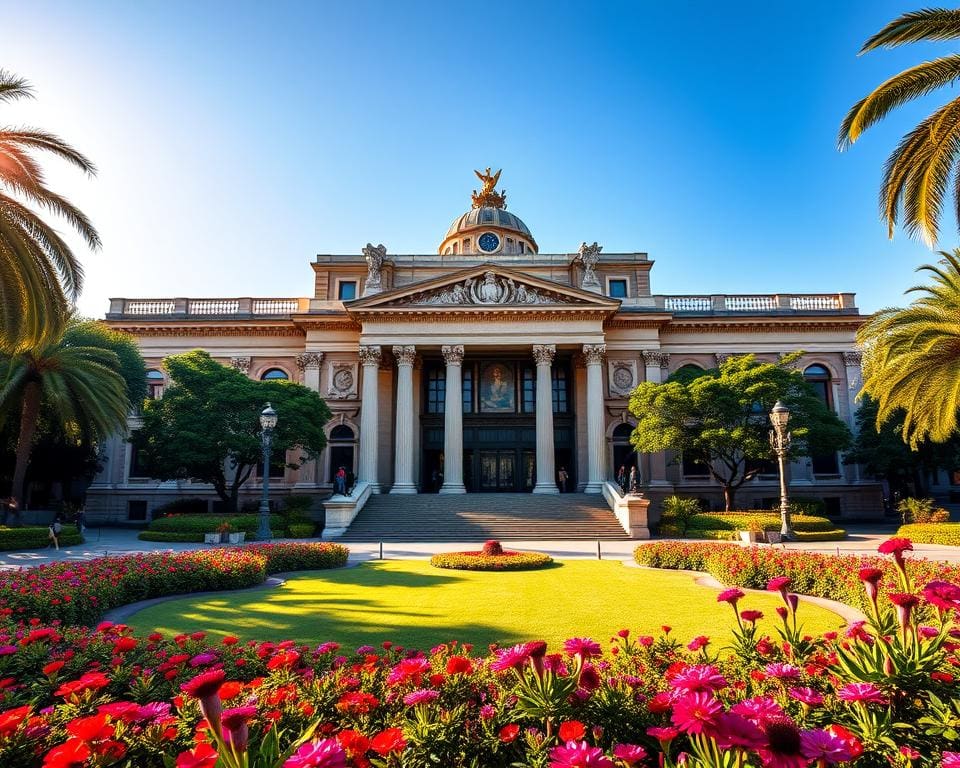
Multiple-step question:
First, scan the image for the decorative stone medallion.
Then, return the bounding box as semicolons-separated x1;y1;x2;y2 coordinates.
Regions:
327;362;358;399
608;359;637;397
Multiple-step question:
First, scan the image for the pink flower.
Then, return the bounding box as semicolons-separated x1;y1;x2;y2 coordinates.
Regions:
767;576;792;597
878;537;913;558
923;581;960;612
758;717;806;768
741;610;764;623
942;752;960;768
402;689;439;707
687;636;710;651
646;725;680;743
611;744;647;766
671;692;723;735
563;638;602;659
764;663;801;680
889;593;921;629
731;696;785;726
490;644;534;673
800;730;853;764
717;588;745;604
283;739;348;768
548;741;614;768
669;664;728;693
837;683;886;705
789;687;824;707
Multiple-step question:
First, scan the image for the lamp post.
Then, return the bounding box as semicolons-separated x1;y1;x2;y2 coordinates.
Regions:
258;402;277;541
768;400;794;540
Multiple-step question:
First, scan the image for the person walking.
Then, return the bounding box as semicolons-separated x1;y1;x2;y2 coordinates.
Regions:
334;466;347;496
75;507;86;534
557;466;569;493
48;516;62;550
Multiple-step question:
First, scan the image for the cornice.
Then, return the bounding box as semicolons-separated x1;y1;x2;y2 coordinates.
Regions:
661;316;865;334
107;324;306;338
346;307;612;322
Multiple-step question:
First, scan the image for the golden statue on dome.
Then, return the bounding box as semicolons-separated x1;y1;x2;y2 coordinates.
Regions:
471;167;507;209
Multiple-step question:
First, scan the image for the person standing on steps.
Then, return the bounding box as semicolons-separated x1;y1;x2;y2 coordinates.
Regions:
617;465;627;493
334;466;347;496
628;466;638;495
557;466;569;493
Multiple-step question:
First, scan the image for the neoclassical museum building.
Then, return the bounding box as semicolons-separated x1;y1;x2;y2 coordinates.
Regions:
88;171;882;530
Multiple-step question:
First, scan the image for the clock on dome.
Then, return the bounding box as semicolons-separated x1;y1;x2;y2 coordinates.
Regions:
478;232;500;253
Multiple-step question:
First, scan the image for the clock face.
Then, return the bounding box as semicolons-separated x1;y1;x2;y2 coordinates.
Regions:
478;232;500;253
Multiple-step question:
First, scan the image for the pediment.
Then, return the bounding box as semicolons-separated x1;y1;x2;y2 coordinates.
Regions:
345;264;620;312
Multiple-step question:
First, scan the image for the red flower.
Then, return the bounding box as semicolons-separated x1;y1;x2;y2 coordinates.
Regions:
181;669;226;700
370;727;406;755
499;724;520;743
559;720;587;741
65;713;114;742
878;537;913;557
336;691;379;715
0;705;31;736
445;655;473;675
175;741;219;768
337;729;371;757
825;724;863;759
42;739;91;768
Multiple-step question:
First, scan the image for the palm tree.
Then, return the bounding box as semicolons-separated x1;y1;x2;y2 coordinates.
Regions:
0;70;100;353
0;325;129;516
839;8;960;247
858;249;960;448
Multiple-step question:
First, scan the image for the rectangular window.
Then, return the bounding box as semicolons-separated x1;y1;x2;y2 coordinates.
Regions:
522;367;536;413
519;242;525;254
462;367;473;413
682;453;710;478
812;453;840;476
552;368;568;413
127;500;148;521
337;281;357;300
269;448;286;479
608;279;628;298
427;368;446;414
129;438;149;478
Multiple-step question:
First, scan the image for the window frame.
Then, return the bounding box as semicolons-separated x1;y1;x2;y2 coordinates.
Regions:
335;278;358;301
606;276;629;299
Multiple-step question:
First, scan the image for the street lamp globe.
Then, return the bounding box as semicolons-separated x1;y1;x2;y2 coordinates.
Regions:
260;402;278;432
769;400;790;432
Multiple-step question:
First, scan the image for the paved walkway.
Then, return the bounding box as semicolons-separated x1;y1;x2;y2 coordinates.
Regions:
2;525;959;569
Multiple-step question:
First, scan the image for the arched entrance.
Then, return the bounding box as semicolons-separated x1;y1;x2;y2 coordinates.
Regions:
328;424;356;489
611;422;637;487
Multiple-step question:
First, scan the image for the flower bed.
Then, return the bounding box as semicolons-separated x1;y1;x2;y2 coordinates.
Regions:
0;526;83;550
634;539;960;613
897;522;960;546
0;542;348;625
431;546;553;571
0;538;956;767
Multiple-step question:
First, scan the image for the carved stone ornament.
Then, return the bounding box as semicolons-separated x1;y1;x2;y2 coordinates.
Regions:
714;353;732;366
358;345;382;366
532;344;556;366
326;362;358;400
843;350;863;367
576;242;603;290
608;359;637;396
582;344;606;365
295;352;323;372
441;344;465;365
405;271;573;306
641;350;669;368
393;345;416;366
230;356;251;374
362;243;387;292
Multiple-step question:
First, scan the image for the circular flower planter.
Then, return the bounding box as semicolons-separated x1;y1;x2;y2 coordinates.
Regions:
430;549;553;571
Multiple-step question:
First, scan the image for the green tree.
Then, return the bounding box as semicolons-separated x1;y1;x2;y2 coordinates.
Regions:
132;351;331;512
0;71;100;352
839;8;960;246
0;322;130;516
628;354;852;510
858;250;960;447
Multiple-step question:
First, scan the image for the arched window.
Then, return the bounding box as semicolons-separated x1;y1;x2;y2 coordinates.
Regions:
612;423;638;485
146;369;165;400
330;425;354;441
260;368;289;381
803;364;839;474
328;424;356;489
672;363;706;382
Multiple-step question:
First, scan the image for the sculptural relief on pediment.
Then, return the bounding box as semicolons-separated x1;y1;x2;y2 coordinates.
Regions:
395;271;577;307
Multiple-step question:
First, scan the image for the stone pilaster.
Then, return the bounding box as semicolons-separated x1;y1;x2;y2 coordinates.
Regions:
439;345;466;494
296;353;323;391
532;344;559;494
583;344;606;492
391;345;417;494
357;345;381;492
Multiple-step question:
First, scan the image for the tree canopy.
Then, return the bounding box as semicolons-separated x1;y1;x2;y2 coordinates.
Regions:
628;354;852;510
132;351;331;511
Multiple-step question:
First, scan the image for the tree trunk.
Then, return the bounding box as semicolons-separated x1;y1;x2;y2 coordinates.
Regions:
11;380;42;522
722;484;736;512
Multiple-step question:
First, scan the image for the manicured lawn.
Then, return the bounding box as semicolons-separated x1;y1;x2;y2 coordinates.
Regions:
127;559;846;650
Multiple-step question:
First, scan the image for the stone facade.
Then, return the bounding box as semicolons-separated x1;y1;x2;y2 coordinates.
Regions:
88;177;883;524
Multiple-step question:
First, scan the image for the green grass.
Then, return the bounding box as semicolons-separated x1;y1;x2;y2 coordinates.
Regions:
126;560;846;651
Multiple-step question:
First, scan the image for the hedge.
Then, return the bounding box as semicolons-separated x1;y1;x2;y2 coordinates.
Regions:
633;540;960;613
137;529;284;543
0;527;83;550
0;542;349;625
146;513;285;536
662;526;847;542
431;550;553;571
896;522;960;546
685;512;836;532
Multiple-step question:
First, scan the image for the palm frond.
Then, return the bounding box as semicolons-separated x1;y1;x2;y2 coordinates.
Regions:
861;8;960;52
0;129;97;175
0;71;32;103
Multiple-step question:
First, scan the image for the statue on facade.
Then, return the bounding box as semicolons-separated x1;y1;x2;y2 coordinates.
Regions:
576;242;603;292
471;168;507;209
362;243;387;295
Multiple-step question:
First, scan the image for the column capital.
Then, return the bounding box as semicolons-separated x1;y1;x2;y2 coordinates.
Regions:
843;350;863;367
392;345;417;366
441;344;465;365
582;344;606;365
358;345;381;366
641;350;669;368
295;352;324;372
532;344;556;366
230;356;251;374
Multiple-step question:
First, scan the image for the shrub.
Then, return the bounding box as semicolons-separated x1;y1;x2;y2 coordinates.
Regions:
685;511;836;533
0;527;83;550
896;497;951;525
152;497;209;515
482;539;504;556
788;496;826;516
431;550;553;571
659;496;702;535
897;522;960;546
147;513;285;537
287;523;315;538
137;531;205;543
283;495;315;515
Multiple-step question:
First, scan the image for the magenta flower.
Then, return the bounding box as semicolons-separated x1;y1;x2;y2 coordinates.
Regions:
687;635;710;651
765;663;801;680
563;637;602;659
942;752;960;768
402;689;439;707
859;567;884;605
923;581;960;612
283;738;348;768
731;696;785;726
767;576;792;597
671;692;723;735
646;725;680;742
490;643;534;673
758;717;806;768
788;687;824;707
612;744;647;766
800;729;853;764
837;683;887;705
741;610;764;623
548;740;614;768
714;712;766;750
717;588;745;604
669;664;728;693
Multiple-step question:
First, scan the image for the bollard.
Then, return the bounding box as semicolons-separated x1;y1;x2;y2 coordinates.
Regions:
597;539;601;560
379;541;383;560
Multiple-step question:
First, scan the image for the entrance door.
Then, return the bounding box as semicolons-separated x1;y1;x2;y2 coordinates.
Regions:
479;450;516;491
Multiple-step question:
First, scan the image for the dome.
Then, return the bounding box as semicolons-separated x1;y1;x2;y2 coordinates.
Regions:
444;207;533;240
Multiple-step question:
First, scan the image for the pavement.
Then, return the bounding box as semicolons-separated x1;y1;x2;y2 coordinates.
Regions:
2;524;959;569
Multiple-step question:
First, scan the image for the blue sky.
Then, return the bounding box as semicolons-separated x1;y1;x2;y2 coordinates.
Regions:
1;1;953;315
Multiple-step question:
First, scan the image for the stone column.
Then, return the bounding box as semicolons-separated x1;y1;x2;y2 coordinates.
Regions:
296;352;323;391
532;344;559;494
439;345;466;494
844;350;865;482
642;350;671;487
583;344;607;493
358;346;382;492
391;345;417;494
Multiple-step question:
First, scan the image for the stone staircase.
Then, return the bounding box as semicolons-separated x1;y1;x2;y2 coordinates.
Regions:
336;493;631;542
